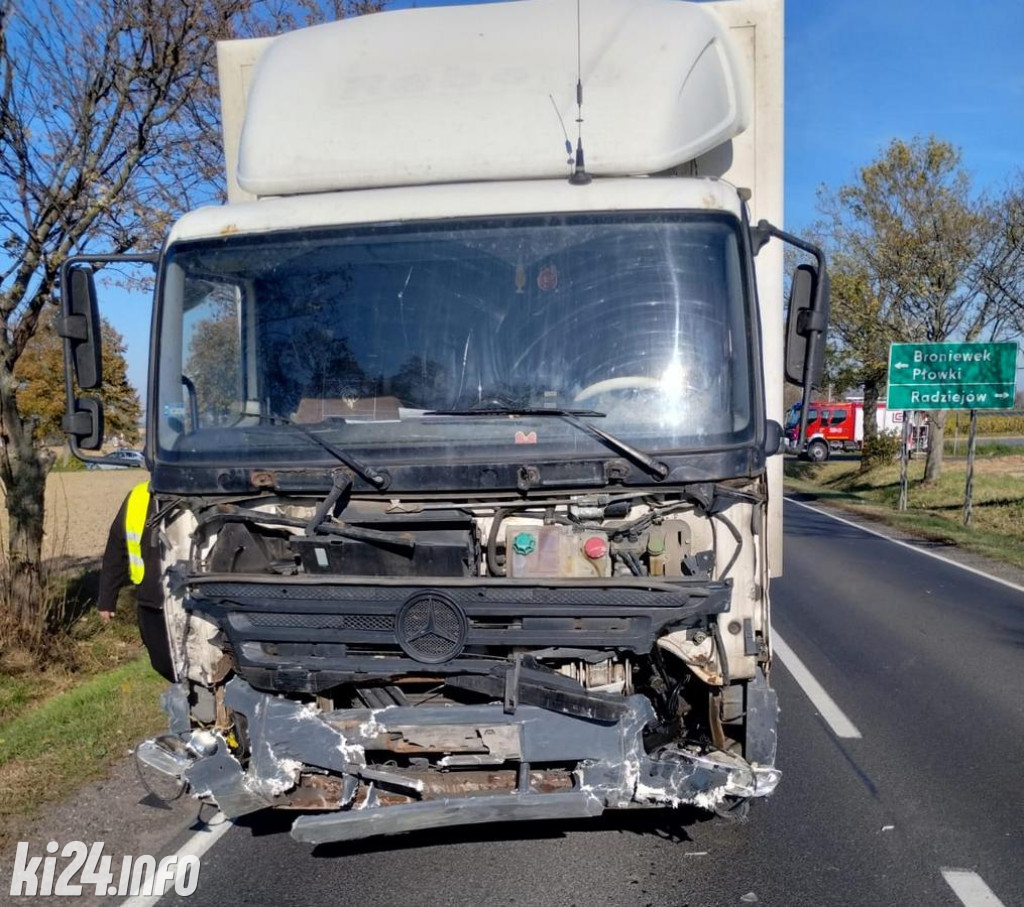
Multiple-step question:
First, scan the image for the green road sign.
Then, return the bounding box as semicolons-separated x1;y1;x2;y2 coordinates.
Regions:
887;342;1018;410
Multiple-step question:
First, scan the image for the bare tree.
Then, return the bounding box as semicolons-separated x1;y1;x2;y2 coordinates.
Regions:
976;178;1024;338
817;137;994;481
0;0;383;644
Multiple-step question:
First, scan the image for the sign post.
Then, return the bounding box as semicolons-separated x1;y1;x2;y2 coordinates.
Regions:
963;409;978;526
898;412;910;511
887;341;1019;521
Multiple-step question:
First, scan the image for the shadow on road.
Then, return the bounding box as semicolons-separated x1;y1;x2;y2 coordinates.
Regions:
783;496;963;549
232;803;711;858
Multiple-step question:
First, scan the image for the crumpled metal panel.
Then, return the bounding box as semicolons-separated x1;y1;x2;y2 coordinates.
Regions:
163;676;777;838
291;791;605;845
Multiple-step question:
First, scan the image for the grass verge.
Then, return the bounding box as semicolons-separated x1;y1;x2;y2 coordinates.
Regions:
784;455;1024;570
943;440;1023;458
0;594;149;725
0;655;166;849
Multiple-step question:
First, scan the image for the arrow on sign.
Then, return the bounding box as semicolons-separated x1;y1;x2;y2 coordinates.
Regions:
894;362;909;369
994;393;1010;399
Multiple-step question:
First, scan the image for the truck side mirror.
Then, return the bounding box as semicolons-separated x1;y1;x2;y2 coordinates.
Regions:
750;220;831;448
784;264;828;388
58;266;103;390
62;397;105;450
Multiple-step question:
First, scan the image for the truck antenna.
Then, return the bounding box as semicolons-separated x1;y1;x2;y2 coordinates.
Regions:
569;0;592;186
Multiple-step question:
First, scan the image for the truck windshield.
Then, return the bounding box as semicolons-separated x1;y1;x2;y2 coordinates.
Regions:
156;213;755;475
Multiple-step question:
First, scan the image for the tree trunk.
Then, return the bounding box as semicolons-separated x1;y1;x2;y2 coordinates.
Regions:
859;378;881;473
0;369;47;641
924;410;946;483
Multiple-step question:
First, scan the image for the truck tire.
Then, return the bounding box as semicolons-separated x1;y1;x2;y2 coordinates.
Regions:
806;439;829;463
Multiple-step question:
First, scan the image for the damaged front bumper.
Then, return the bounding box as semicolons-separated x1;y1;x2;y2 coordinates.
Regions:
139;677;780;845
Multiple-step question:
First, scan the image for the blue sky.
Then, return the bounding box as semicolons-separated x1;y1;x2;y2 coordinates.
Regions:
109;0;1024;398
785;0;1023;227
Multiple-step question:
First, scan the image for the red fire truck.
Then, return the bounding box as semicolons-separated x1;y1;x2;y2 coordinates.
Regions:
784;400;916;462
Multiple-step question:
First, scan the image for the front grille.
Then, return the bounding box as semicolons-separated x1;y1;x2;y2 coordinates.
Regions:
187;578;730;692
247;612;394;632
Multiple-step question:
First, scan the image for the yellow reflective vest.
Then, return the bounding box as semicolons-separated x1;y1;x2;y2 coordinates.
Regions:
125;482;151;585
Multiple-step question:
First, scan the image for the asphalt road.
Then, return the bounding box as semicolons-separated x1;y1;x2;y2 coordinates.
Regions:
158;499;1024;907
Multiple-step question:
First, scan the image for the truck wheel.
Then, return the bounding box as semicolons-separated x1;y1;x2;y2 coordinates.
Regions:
806;439;829;463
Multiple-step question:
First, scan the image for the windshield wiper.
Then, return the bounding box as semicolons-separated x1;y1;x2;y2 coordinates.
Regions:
426;408;670;480
260;414;390;490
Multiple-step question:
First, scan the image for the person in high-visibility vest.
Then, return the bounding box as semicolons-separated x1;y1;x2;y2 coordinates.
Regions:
98;482;174;680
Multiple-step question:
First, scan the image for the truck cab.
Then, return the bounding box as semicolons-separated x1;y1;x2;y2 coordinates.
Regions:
59;0;827;844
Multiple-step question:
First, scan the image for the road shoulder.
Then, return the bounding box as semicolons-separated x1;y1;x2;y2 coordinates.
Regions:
0;756;204;906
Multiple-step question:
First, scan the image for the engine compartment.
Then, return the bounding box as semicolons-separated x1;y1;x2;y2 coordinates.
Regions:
140;481;780;841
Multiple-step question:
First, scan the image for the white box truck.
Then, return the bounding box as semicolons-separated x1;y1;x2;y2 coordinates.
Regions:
59;0;828;843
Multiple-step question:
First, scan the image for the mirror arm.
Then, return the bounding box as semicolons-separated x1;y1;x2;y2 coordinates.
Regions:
795;307;830;443
63;397;104;451
753;219;826;273
56;314;89;342
753;220;830;447
798;316;826;448
798;308;828;334
62;409;93;437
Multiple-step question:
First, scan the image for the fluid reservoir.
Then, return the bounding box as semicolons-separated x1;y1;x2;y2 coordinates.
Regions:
505;525;611;578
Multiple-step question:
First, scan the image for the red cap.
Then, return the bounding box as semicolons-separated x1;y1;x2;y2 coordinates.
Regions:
583;536;609;560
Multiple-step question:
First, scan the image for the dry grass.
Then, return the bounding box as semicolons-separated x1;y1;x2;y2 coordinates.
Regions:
0;469;163;836
0;469;150;717
0;600;149;722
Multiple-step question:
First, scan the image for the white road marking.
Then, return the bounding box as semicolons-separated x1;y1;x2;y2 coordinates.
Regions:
941;869;1007;906
785;497;1024;595
772;632;862;739
120;812;232;907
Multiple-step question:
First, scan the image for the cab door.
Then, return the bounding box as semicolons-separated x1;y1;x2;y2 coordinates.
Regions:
826;407;849;442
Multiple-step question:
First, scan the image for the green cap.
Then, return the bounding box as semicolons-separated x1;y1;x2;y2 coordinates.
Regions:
512;532;537;556
647;535;666;556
